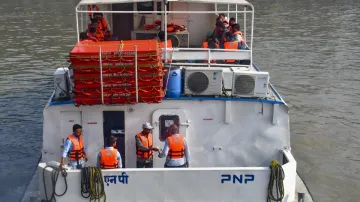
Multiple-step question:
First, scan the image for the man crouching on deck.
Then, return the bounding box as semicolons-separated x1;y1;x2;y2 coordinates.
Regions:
59;124;88;169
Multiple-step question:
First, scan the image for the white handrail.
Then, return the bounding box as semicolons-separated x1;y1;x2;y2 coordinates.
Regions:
99;46;104;105
244;6;246;44
164;2;168;63
75;10;253;14
162;47;250;51
134;45;138;103
167;62;250;67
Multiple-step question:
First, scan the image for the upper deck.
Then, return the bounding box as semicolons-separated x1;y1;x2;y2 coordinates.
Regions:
51;0;286;107
75;0;254;62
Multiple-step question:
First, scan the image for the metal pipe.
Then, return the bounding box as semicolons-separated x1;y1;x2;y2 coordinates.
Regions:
168;62;250;67
99;46;104;105
76;8;80;42
208;49;211;64
235;4;238;23
250;5;254;64
135;45;138;103
164;0;167;63
161;1;165;32
81;8;84;32
244;6;246;43
75;10;253;14
165;47;250;52
227;4;230;20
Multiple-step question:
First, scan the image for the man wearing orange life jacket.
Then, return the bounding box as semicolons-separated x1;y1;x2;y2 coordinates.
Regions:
60;124;88;169
97;135;122;169
87;27;100;42
93;13;111;40
231;24;244;42
158;124;190;168
135;122;160;168
87;18;104;41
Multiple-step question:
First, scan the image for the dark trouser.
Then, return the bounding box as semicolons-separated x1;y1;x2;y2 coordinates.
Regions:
136;159;153;168
164;164;187;168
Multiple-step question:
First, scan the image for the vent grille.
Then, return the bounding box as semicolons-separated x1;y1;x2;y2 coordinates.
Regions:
187;72;209;93
234;75;255;94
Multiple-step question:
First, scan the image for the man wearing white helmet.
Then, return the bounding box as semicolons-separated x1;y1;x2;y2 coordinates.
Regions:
135;122;160;168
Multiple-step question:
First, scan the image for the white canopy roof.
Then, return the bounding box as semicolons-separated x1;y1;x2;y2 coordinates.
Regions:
78;0;251;6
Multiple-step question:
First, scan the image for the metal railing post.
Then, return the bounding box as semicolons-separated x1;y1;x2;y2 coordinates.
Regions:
208;49;211;67
134;45;138;103
244;6;246;44
76;8;80;42
235;5;238;23
164;2;168;63
99;46;104;105
250;5;254;65
227;4;230;19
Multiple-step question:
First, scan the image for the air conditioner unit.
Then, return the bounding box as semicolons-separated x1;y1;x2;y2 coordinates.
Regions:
53;67;71;101
231;67;269;97
184;67;223;96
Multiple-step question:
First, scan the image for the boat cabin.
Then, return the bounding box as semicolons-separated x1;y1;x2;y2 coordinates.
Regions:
37;0;300;201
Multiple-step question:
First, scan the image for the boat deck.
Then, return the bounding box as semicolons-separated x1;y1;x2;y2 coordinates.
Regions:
21;168;314;202
49;63;286;107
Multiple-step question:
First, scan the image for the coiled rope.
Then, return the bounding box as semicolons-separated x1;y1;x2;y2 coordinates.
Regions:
81;167;106;202
267;160;285;202
41;165;68;202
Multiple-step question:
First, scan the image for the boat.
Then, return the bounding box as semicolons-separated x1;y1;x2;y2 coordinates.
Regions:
21;0;315;201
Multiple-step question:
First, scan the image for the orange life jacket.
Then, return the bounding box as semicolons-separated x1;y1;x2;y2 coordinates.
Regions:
233;31;244;41
87;4;100;19
87;33;99;42
67;134;85;161
167;135;185;159
99;148;119;169
224;41;239;63
136;133;153;159
159;40;172;48
98;18;109;33
202;42;217;63
87;24;105;40
203;41;208;48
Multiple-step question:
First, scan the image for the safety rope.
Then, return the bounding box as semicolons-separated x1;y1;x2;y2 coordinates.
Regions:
41;165;68;202
267;160;285;202
81;167;106;202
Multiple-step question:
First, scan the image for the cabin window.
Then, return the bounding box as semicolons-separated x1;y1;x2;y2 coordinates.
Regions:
136;2;153;12
136;2;170;14
158;115;179;142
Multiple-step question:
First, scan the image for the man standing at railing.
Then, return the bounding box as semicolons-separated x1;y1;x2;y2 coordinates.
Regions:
158;124;190;168
135;123;160;168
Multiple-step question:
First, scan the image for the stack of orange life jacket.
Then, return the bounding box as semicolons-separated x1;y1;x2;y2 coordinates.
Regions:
144;21;187;33
68;40;166;106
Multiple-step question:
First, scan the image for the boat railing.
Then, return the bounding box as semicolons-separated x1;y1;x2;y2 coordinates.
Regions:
38;150;296;202
162;47;251;67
